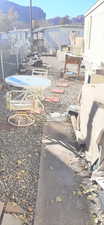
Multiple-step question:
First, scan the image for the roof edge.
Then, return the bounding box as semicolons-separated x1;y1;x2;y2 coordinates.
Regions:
85;0;104;17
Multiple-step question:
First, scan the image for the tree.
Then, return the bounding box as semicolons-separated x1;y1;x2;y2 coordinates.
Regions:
8;7;19;29
0;8;19;32
60;16;71;25
32;19;49;29
32;20;40;29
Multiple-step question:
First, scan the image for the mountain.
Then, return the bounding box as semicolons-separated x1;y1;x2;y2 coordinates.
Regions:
0;0;46;23
48;15;84;25
71;15;84;24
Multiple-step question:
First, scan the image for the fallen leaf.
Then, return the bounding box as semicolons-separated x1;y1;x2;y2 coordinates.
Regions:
11;202;17;207
50;199;54;204
49;166;54;171
20;170;26;174
22;185;26;189
16;170;27;179
19;215;28;223
16;175;21;180
95;218;99;224
100;214;104;219
92;213;97;219
86;195;93;200
1;168;5;171
72;191;77;196
56;196;64;203
11;194;15;199
80;184;85;191
16;160;22;166
77;191;83;197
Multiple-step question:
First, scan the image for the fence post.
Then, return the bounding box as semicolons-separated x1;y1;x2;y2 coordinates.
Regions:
1;50;5;80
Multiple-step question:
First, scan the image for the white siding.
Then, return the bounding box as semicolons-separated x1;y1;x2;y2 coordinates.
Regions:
84;0;104;73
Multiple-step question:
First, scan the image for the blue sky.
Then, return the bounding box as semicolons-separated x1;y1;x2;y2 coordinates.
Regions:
10;0;96;18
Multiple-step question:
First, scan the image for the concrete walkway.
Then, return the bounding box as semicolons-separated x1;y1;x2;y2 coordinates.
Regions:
34;122;92;225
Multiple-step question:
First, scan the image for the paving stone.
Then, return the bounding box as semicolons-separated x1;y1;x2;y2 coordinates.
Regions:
56;82;69;87
0;201;4;217
51;89;65;94
2;214;23;225
6;202;24;214
44;96;60;103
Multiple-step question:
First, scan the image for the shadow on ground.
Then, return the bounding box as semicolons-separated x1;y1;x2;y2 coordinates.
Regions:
34;121;94;225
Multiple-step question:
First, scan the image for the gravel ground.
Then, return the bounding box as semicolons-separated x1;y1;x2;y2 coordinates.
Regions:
0;56;83;225
0;88;43;225
0;125;42;224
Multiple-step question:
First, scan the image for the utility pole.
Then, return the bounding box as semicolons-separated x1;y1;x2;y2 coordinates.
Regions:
30;0;33;52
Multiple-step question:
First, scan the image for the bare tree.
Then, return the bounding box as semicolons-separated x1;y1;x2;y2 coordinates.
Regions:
8;7;19;29
0;8;19;32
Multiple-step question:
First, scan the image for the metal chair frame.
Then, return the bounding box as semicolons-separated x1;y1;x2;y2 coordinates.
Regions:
6;89;44;127
32;67;48;77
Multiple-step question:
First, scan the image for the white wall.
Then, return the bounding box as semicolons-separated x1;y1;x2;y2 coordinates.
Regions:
43;26;83;51
84;0;104;74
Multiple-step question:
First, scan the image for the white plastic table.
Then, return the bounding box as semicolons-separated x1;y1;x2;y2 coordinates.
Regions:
5;75;51;89
5;75;51;126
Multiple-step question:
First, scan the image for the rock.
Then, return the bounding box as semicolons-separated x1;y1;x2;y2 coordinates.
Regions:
49;166;54;171
27;207;33;212
6;202;24;214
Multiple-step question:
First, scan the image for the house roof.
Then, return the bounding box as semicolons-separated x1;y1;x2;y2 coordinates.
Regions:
85;0;104;17
33;24;84;33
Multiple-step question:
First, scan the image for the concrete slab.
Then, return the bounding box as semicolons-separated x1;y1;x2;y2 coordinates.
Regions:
2;214;23;225
0;202;4;217
34;122;92;225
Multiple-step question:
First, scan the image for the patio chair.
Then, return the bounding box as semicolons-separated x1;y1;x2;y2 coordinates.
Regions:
6;89;44;127
32;67;48;77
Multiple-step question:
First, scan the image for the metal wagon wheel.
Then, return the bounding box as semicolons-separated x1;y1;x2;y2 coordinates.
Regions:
8;112;35;127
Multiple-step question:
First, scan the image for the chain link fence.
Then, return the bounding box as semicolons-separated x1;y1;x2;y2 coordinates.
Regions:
0;30;31;80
